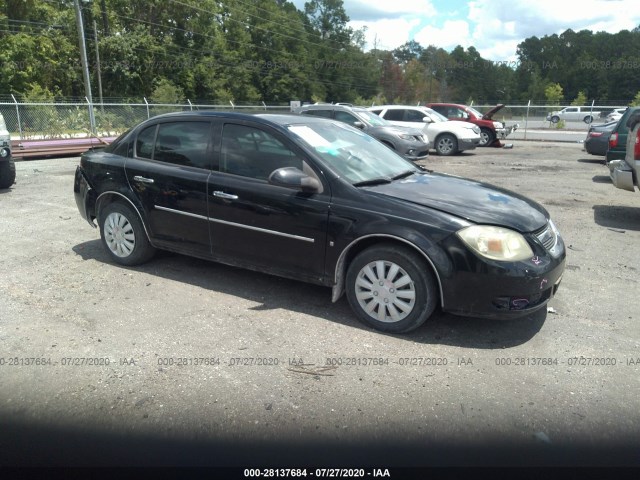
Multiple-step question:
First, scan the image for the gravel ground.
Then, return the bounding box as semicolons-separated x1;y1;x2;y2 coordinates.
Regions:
1;141;639;469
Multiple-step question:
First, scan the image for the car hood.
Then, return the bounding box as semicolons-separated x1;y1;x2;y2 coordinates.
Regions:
482;104;505;120
364;172;548;232
369;125;425;137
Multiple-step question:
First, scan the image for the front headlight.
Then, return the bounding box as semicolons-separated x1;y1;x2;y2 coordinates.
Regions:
398;134;415;141
472;126;480;134
457;225;534;261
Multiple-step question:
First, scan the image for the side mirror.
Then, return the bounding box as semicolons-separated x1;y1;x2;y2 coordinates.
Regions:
422;116;432;123
268;167;321;193
353;121;365;129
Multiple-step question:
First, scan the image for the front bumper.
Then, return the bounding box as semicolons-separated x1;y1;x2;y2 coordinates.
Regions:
496;124;518;139
403;145;430;161
458;138;480;151
608;160;636;192
439;231;566;319
0;139;10;159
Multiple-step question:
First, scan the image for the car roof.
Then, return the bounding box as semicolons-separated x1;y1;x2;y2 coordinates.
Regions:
298;104;368;112
139;110;330;128
370;105;429;110
427;103;466;108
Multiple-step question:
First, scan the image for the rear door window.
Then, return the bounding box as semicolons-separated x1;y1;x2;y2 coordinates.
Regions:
154;122;212;169
136;125;157;159
134;121;213;169
383;109;405;121
334;111;360;126
302;109;332;118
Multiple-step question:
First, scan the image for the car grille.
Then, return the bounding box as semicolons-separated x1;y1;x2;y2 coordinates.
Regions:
533;223;557;250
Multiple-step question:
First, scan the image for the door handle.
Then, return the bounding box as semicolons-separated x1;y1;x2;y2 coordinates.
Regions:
213;191;239;200
133;176;154;184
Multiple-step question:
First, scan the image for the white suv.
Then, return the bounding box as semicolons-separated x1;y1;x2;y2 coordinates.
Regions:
0;112;15;189
368;105;481;156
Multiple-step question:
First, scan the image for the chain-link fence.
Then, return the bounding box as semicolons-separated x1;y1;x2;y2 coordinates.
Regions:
0;98;291;140
0;97;631;141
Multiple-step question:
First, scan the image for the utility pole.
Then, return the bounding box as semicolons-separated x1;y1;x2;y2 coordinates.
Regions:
73;0;96;134
94;20;104;110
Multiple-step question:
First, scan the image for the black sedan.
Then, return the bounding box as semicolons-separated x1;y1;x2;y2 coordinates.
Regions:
74;112;565;333
584;121;617;156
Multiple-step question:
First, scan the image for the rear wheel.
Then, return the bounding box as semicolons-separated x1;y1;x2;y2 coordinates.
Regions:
583;115;594;124
435;134;458;156
0;158;16;189
345;244;438;333
99;202;156;266
479;128;495;147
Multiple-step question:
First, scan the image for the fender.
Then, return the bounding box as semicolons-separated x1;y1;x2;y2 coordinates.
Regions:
331;232;448;308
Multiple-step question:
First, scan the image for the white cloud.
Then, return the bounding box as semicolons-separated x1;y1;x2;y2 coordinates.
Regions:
413;20;472;51
465;0;640;60
292;0;640;58
345;0;437;20
350;18;423;51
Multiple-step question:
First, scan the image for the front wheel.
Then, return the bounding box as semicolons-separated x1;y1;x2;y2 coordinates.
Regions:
0;158;16;189
479;128;495;147
99;202;156;266
345;244;438;333
435;134;458;156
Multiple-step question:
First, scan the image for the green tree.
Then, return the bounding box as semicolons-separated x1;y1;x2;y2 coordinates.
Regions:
571;90;587;106
150;79;184;104
545;83;564;105
630;91;640;106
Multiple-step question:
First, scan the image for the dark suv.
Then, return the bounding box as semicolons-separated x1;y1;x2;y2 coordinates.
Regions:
606;107;639;163
0;113;15;189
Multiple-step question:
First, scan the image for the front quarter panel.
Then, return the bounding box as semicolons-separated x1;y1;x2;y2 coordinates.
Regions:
326;188;470;305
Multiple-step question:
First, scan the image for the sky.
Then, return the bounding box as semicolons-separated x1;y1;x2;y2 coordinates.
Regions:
291;0;640;61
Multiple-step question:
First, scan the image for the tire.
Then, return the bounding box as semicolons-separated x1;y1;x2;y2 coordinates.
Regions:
479;128;495;147
0;159;16;189
550;116;560;124
345;244;438;333
435;134;458;156
99;202;156;266
583;115;593;124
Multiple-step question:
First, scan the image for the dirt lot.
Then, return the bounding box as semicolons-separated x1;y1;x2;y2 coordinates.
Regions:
1;141;639;469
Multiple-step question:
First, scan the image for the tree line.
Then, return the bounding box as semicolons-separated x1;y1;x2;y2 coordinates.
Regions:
1;0;639;106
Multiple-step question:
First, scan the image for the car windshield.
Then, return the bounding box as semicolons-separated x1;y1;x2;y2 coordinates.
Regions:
467;106;483;118
287;121;420;184
422;108;448;122
354;109;390;127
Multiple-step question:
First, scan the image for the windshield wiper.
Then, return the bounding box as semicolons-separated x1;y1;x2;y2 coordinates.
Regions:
352;177;392;187
392;170;416;180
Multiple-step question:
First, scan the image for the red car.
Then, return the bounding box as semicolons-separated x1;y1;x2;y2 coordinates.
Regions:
427;103;518;147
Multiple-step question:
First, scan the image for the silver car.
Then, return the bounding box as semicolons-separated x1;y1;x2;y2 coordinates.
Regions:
297;104;430;161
